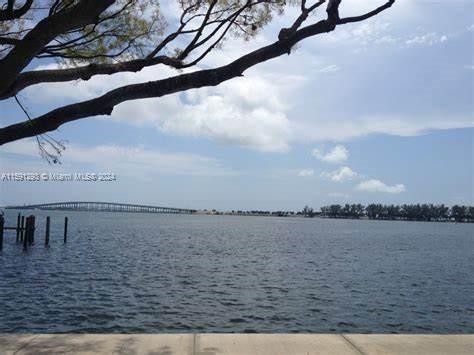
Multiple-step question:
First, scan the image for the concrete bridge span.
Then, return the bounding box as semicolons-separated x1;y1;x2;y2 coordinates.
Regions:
5;201;196;214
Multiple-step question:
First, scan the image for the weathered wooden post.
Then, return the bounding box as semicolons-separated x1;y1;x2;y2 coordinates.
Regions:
29;215;35;245
0;214;4;251
16;213;21;242
63;217;68;243
45;216;50;247
24;215;36;246
23;217;29;251
20;216;25;242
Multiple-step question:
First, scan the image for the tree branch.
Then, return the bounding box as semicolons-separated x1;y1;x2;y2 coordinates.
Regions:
0;0;33;21
279;0;325;40
0;19;335;145
0;0;115;94
0;0;271;98
0;55;184;100
0;36;21;45
0;0;396;146
337;0;395;24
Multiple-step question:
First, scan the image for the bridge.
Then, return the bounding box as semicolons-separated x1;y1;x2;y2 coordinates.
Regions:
5;201;196;214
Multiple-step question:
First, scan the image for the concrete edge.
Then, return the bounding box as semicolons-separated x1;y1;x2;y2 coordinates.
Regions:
0;334;472;355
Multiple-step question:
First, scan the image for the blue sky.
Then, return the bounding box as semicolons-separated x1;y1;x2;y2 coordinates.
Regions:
0;0;473;210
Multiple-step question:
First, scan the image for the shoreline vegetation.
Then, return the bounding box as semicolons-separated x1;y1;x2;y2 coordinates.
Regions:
196;204;474;223
2;203;473;223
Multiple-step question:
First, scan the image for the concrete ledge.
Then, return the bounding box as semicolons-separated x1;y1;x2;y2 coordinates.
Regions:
0;334;472;354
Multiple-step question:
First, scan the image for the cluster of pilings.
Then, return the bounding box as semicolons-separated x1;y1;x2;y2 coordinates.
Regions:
0;213;68;251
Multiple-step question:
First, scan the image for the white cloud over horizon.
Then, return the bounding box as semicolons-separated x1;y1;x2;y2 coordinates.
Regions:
312;145;349;164
1;139;234;177
19;4;474;155
293;115;474;143
297;169;314;177
405;32;448;46
321;166;359;182
23;66;472;153
356;179;406;194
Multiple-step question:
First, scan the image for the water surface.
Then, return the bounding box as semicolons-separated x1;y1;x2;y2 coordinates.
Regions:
0;210;473;333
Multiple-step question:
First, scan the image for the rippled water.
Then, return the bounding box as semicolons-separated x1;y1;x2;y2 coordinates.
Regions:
0;210;473;333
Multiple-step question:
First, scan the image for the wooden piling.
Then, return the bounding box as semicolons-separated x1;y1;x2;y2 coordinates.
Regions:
63;217;68;243
22;215;36;246
16;213;20;242
20;216;25;242
0;214;4;251
29;215;35;245
45;216;50;247
23;217;29;251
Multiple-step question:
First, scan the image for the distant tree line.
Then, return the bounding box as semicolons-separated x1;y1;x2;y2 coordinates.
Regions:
234;210;296;216
314;204;474;222
205;204;473;222
215;210;296;217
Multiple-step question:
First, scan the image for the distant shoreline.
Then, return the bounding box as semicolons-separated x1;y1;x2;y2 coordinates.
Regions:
2;202;473;223
195;211;474;223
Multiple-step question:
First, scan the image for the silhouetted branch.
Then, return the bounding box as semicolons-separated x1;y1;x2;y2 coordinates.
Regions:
0;0;396;145
0;0;34;21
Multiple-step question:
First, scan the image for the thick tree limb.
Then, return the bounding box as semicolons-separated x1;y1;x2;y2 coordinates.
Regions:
0;56;185;99
0;36;21;45
0;0;396;146
0;0;34;21
0;0;267;99
0;0;115;94
0;56;183;100
279;0;325;40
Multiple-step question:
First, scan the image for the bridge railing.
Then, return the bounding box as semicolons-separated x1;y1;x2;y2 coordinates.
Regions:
5;202;196;214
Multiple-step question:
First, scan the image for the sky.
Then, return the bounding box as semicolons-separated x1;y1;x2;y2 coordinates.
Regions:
0;0;473;211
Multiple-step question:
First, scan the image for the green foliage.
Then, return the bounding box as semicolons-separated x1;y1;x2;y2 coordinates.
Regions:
179;0;287;40
302;205;315;217
51;0;166;64
319;203;474;222
0;0;295;63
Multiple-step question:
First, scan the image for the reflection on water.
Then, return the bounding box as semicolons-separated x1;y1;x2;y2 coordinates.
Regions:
0;210;473;333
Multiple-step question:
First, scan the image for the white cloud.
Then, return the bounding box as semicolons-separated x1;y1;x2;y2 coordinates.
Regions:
405;32;448;46
312;145;349;164
321;166;358;182
19;10;472;154
26;65;297;153
327;192;350;198
293;115;474;143
297;169;314;177
23;67;473;152
375;35;398;44
316;64;341;74
319;21;393;47
318;19;452;50
1;139;233;177
356;179;406;194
